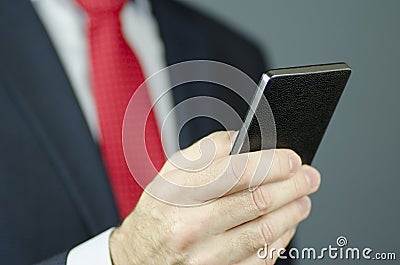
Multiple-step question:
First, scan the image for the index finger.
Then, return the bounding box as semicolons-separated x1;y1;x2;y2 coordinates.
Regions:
167;148;302;203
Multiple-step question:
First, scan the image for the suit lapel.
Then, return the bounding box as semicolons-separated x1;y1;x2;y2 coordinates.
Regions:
0;0;119;233
150;0;226;148
151;0;249;148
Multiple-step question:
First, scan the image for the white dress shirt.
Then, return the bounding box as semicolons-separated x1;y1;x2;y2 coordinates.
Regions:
31;0;177;264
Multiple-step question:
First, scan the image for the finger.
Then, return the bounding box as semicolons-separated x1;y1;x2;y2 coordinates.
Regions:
170;148;302;203
209;196;311;264
161;130;237;174
225;148;302;193
204;165;320;233
234;228;296;265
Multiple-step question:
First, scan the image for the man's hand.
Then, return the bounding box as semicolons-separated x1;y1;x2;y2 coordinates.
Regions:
110;131;321;265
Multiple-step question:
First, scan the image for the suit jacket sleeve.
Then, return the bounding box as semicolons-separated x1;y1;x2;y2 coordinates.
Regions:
33;252;67;265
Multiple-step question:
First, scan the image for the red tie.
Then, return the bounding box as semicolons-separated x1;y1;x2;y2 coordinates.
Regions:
76;0;165;219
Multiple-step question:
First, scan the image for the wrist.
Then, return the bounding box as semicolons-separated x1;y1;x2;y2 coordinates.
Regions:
109;227;136;265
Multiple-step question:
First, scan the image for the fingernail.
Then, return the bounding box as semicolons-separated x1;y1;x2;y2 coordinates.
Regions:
298;197;311;212
289;153;301;172
305;166;321;189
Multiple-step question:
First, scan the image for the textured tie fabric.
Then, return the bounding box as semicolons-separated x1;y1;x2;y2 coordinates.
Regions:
76;0;165;219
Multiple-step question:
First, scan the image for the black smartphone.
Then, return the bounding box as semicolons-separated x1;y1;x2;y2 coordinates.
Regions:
231;62;352;164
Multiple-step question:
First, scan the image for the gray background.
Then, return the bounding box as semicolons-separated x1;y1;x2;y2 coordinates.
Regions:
180;1;399;264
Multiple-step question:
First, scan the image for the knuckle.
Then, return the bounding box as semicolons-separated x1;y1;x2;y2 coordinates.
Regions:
168;221;201;251
235;232;259;254
273;149;290;178
242;153;258;180
292;177;301;196
185;162;224;187
231;154;256;183
213;192;240;223
199;165;220;182
275;150;284;177
292;172;308;196
296;197;312;220
251;187;272;213
260;219;275;243
208;131;230;145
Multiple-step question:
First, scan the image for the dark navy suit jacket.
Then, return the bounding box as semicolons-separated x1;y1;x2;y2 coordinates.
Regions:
0;0;288;264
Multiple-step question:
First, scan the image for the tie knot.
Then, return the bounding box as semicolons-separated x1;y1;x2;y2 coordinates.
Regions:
76;0;126;15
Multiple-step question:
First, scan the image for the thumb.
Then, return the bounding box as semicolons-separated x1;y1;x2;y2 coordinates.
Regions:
160;130;238;174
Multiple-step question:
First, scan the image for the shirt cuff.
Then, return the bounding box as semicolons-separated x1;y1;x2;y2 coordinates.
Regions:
66;227;115;265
